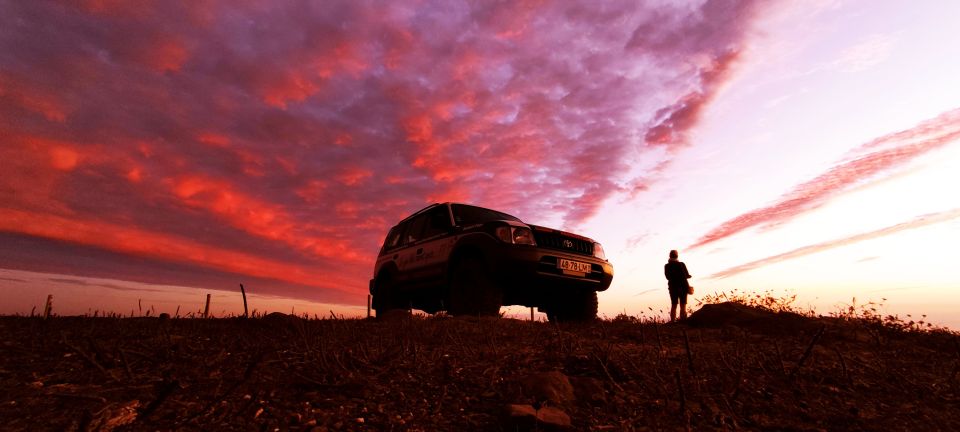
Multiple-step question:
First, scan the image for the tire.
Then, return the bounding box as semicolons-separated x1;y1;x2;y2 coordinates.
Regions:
447;256;502;316
372;273;403;317
546;289;598;322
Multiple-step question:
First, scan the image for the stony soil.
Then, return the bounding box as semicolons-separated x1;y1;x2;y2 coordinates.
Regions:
1;303;959;431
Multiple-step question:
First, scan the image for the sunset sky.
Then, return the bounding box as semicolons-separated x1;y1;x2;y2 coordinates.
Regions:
2;1;958;326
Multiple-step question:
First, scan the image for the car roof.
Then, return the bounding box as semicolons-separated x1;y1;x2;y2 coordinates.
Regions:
394;202;512;226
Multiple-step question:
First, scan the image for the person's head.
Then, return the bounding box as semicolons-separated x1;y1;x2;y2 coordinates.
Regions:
669;250;678;260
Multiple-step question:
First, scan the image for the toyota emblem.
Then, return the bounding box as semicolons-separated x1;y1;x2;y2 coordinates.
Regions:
563;239;574;248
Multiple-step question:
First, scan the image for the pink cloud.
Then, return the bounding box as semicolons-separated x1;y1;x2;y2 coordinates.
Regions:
707;208;960;279
644;50;742;149
690;108;960;249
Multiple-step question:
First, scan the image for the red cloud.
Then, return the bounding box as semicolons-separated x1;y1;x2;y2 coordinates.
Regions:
168;174;366;263
144;38;189;73
689;108;960;249
0;208;363;294
0;72;70;122
197;132;231;147
707;208;960;279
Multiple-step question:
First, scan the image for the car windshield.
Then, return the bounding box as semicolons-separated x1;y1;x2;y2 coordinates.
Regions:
451;204;521;225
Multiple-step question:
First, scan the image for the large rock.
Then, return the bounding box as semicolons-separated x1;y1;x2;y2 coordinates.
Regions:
686;302;816;335
501;404;572;431
519;371;575;407
262;312;302;327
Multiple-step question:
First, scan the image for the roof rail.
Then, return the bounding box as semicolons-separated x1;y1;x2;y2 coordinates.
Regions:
398;202;441;223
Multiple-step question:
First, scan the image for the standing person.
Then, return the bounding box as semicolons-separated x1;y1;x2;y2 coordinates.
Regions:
664;249;692;322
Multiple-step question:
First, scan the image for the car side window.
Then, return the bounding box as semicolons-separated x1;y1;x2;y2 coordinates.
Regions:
422;206;452;239
383;226;402;250
404;214;428;244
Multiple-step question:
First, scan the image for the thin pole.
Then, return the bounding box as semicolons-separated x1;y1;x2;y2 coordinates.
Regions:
240;283;249;318
43;295;53;319
367;295;372;318
530;307;534;322
203;293;211;318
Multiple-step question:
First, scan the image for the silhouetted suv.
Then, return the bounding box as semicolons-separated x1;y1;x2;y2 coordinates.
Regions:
370;203;613;321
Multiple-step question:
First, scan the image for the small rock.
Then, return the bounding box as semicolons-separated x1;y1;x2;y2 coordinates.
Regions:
569;376;607;405
158;313;171;320
502;404;572;431
519;371;575;407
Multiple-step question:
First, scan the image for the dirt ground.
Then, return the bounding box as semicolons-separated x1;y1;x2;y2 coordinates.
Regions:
1;303;959;431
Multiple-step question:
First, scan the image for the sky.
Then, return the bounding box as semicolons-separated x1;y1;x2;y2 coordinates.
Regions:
2;1;958;326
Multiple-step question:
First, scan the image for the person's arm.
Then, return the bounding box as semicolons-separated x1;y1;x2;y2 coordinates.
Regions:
664;264;670;280
682;262;691;278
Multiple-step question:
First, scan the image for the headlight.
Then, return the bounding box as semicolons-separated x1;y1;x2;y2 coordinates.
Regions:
495;226;536;245
593;242;606;260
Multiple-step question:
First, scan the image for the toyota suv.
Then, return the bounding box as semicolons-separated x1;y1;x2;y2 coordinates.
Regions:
369;203;613;321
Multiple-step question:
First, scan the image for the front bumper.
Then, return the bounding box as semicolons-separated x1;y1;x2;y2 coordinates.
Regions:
489;244;613;296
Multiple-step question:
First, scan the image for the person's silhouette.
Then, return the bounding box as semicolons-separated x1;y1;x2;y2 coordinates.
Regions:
664;249;692;322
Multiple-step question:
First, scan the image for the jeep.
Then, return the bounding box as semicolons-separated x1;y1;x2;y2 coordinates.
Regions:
370;203;613;321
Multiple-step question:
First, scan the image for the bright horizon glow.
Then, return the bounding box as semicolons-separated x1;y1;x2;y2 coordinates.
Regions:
2;1;959;328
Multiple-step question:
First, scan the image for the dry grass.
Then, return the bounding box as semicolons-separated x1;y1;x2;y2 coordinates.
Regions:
1;296;958;430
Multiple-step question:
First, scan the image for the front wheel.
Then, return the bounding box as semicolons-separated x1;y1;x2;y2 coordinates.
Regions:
545;289;598;322
447;257;502;316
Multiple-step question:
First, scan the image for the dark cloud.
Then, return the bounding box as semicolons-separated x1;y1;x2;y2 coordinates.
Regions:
1;0;761;301
707;208;960;279
689;108;960;249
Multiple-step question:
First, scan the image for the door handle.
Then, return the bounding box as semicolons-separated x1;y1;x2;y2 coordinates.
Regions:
416;248;423;255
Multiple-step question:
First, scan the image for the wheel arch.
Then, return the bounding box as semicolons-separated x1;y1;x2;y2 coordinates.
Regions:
372;262;399;294
446;233;496;280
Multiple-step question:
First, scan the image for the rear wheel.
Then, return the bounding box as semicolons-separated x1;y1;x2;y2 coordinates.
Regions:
447;256;502;316
372;273;404;317
545;289;598;322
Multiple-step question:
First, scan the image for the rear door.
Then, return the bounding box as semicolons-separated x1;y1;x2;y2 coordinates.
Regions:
394;205;454;287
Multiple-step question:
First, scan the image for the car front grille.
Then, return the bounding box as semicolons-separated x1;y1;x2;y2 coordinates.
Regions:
533;231;594;256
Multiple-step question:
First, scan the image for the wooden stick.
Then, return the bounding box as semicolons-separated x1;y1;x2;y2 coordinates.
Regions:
203;293;211;318
240;283;249;318
530;307;534;322
791;326;826;377
43;295;53;319
675;368;686;414
774;341;787;375
683;329;696;375
654;322;663;353
367;295;372;318
833;346;850;386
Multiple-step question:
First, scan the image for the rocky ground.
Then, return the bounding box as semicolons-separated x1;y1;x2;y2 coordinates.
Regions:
1;303;959;431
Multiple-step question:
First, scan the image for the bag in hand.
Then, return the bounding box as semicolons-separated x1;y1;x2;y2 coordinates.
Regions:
687;285;695;295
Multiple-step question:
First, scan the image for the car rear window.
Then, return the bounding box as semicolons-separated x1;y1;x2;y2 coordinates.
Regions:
451;204;521;225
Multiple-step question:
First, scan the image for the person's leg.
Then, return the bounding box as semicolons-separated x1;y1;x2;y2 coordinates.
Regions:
669;289;679;322
678;290;688;320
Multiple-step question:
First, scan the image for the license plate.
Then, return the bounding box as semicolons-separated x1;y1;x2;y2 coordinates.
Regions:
557;258;591;275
